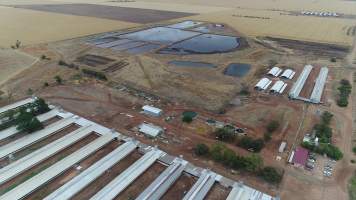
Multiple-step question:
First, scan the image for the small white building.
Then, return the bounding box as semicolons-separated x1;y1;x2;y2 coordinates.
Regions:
138;123;164;137
270;80;287;94
255;78;272;91
267;67;282;77
280;69;296;79
278;141;287;153
142;105;162;117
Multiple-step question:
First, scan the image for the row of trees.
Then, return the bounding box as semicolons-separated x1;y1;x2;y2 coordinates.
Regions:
194;143;283;184
337;79;352;107
214;120;280;152
0;98;50;133
301;111;343;160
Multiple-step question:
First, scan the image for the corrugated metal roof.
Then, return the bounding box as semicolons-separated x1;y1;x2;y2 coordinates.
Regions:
292;147;309;166
139;123;163;137
281;69;296;79
289;65;313;98
142;105;162;114
310;67;328;103
270;80;287;94
255;78;272;90
267;67;282;77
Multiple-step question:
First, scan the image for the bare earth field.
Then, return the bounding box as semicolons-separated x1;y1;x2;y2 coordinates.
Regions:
12;4;196;24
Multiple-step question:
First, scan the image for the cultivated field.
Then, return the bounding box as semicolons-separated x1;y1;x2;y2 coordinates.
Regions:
0;6;138;48
0;49;37;86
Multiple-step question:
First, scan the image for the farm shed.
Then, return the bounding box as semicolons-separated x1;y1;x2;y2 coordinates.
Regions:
310;67;328;104
278;141;287;153
267;67;282;77
280;69;296;79
142;105;162;117
270;80;287;94
289;65;313;99
292;147;309;167
139;123;164;137
255;78;272;90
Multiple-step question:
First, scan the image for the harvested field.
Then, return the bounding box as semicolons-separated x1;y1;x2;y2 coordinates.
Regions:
13;4;196;23
160;173;197;200
71;150;142;199
0;49;37;86
187;8;355;46
114;162;167;200
204;183;231;200
0;133;98;196
264;37;350;58
0;6;138;48
76;54;115;67
25;139;122;199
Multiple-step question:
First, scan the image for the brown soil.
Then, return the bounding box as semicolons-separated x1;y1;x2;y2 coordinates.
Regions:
71;150;142;200
298;65;321;99
160;173;197;200
12;4;195;24
24;139;121;200
0;124;79;167
204;183;231;200
115;162;167;200
0;133;98;196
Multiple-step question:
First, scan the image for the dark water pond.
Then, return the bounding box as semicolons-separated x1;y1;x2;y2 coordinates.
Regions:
160;34;240;54
168;60;216;68
224;63;251;77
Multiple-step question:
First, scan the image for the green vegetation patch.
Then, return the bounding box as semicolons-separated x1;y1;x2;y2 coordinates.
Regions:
194;142;283;184
337;79;352;107
349;172;356;200
301;111;343;160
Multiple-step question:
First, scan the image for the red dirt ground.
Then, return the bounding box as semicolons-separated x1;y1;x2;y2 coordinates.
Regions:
160;173;197;200
71;150;142;200
114;162;167;200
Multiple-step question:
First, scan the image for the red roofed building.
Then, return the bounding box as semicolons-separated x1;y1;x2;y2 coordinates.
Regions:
292;147;309;167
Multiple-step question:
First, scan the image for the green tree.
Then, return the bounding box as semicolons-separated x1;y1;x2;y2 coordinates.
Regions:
32;98;50;114
321;111;333;125
54;75;63;84
266;120;280;133
222;148;236;167
244;154;263;172
259;167;283;184
194;143;209;156
237;136;264;152
215;127;235;141
210;143;224;162
16;111;43;133
182;115;193;123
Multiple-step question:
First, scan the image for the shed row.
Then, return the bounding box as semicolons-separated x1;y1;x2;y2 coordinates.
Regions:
267;67;295;79
270;80;287;94
255;78;272;90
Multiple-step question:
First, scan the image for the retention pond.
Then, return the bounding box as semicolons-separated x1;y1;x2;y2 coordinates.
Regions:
224;63;251;77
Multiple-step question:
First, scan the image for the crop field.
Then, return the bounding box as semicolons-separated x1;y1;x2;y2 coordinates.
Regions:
0;6;138;48
0;49;37;86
